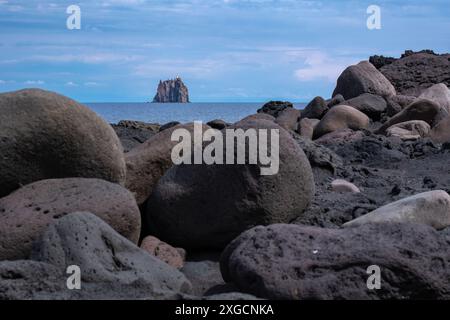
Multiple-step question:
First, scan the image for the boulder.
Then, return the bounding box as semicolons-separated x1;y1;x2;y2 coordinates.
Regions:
0;89;126;198
181;258;224;296
112;120;159;152
376;99;441;134
125;123;209;205
385;97;403;117
313;105;370;139
341;93;387;120
332;61;396;100
29;212;191;299
275;108;301;131
300;96;328;119
331;179;360;193
0;178;140;261
140;236;186;269
343;190;450;230
145;119;315;249
257;101;293;118
390;95;416;108
419;83;450;111
386;120;431;140
297;118;320;140
429;115;450;143
239;113;275;123
326;94;345;108
220;223;450;300
159;121;181;132
314;129;365;146
207;119;229;130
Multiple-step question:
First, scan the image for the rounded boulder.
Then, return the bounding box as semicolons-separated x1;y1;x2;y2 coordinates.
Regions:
0;89;126;197
145;119;315;249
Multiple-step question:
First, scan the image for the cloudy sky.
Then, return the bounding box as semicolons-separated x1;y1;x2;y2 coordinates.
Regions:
0;0;449;102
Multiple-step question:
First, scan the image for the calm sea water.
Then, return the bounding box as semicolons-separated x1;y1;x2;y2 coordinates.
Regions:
85;102;307;124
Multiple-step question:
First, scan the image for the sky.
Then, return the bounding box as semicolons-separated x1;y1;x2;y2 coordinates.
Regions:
0;0;449;102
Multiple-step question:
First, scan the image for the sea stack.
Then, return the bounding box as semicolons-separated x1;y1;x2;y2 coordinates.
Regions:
152;77;190;103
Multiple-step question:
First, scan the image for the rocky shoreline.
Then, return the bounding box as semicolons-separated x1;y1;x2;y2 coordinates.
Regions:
0;50;449;300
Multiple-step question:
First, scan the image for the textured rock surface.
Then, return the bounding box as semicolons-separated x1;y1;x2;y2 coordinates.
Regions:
333;61;396;100
28;212;192;299
343;190;450;230
140;236;186;269
0;178;140;260
153;77;189;103
257;101;293;118
297;118;320;140
275;108;301;131
112;120;160;152
220;223;450;300
430;115;450;143
313;105;370;139
146;120;315;249
0;89;126;198
376;51;450;96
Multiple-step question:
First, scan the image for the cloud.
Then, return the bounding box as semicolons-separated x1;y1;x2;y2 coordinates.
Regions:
65;81;78;87
84;81;101;87
294;51;358;82
24;80;45;85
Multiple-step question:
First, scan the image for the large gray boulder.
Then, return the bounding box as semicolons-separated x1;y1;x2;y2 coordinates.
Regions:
221;223;450;300
333;61;396;100
0;178;140;261
313;105;370;139
419;83;450;112
146;119;315;249
0;212;191;299
343;190;450;230
0;89;126;198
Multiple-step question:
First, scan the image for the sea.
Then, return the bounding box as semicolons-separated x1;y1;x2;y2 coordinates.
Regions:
85;102;307;125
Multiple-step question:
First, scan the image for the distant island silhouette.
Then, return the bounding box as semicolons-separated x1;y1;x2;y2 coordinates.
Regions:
152;77;190;103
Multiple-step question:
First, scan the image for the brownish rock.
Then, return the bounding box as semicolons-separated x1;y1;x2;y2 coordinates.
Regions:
140;236;186;269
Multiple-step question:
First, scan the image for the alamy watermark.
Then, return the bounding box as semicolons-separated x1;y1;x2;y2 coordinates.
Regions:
366;265;381;290
367;5;381;30
66;5;81;30
171;121;280;176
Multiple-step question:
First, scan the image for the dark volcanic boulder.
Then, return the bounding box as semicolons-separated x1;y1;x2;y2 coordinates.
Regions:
297;118;320;140
0;178;140;261
341;93;387;120
333;61;396;100
313;105;370;139
112;120;160;152
257;101;293;118
0;89;126;198
160;121;181;132
207;119;229;130
378;51;450;96
26;212;191;299
146;120;315;249
220;223;450;300
301;96;328;120
376;99;441;134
